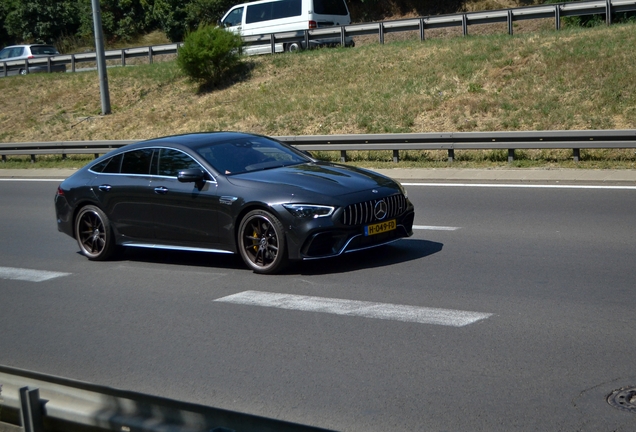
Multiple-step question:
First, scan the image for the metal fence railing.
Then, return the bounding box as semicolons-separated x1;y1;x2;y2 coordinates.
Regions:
0;364;332;432
1;130;635;164
2;0;636;76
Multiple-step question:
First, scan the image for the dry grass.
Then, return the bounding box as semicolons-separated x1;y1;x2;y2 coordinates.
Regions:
1;18;636;169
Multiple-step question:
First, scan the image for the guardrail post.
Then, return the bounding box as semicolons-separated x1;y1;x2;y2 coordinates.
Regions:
148;46;153;64
24;59;29;75
2;155;6;163
508;10;514;35
379;23;385;44
606;0;612;24
555;5;561;30
19;386;44;432
462;14;468;36
573;148;580;162
71;55;76;73
340;150;347;162
393;150;399;163
508;149;515;163
341;26;346;47
2;61;6;77
304;30;309;50
30;154;36;163
270;34;276;54
47;57;52;73
121;50;126;67
448;149;455;162
419;18;426;41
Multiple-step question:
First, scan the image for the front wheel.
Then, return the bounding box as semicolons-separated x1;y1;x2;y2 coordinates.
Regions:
238;209;288;274
75;205;116;261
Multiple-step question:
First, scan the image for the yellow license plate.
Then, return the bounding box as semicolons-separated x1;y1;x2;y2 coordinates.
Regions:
364;219;396;236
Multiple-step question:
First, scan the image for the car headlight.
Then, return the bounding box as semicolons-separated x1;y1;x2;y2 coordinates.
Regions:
283;204;335;219
397;181;408;199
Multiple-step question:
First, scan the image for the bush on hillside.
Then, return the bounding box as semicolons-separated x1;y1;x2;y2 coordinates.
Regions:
176;25;243;86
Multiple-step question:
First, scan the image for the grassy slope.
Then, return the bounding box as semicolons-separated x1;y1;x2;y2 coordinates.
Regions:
1;21;635;168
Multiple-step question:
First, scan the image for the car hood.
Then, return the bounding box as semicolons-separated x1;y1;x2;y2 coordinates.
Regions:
225;162;398;198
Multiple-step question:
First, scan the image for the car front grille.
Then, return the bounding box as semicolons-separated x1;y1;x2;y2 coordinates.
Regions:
341;194;407;226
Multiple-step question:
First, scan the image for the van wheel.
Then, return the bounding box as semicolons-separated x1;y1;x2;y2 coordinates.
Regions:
19;69;27;75
286;42;301;53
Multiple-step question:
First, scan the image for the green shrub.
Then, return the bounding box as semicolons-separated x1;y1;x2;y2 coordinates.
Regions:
176;25;243;86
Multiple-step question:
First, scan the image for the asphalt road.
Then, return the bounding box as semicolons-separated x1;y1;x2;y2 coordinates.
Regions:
1;177;635;431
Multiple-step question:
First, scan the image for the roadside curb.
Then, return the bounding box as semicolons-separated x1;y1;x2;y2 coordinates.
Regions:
1;168;635;183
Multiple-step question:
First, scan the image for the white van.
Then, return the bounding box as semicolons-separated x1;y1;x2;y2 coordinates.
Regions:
220;0;353;55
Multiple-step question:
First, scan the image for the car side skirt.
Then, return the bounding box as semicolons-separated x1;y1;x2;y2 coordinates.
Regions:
122;242;235;255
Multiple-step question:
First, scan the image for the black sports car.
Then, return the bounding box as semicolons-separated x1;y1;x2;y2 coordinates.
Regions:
55;132;415;274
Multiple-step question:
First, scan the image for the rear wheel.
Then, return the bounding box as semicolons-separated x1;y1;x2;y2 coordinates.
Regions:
75;205;116;261
285;42;301;53
238;210;288;274
19;68;26;76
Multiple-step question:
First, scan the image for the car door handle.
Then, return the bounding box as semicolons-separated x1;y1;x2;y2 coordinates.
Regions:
98;185;111;192
154;187;169;195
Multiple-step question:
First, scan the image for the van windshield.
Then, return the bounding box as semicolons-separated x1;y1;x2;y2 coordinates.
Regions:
314;0;348;15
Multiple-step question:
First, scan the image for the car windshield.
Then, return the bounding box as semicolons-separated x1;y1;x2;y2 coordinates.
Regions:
194;136;309;175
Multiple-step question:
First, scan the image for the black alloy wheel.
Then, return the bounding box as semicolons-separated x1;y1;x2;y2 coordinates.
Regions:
238;209;288;274
75;205;116;261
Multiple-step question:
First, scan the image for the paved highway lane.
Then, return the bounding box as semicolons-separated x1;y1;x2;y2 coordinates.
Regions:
1;179;635;431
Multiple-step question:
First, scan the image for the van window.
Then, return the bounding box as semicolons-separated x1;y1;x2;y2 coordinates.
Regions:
246;0;302;24
314;0;348;15
224;7;244;27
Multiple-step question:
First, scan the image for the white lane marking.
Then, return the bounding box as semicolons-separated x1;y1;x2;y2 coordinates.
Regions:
413;225;461;231
215;291;492;327
0;266;71;282
402;182;636;190
0;178;65;182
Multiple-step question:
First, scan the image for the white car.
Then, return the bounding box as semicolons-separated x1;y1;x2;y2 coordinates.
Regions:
0;44;66;75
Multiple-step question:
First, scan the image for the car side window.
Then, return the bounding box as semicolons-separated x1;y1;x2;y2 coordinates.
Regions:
10;47;24;58
156;148;202;177
120;149;154;175
0;49;9;60
91;153;123;173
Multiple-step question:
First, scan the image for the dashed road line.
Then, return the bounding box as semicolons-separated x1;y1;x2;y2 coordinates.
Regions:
215;291;492;327
0;266;71;282
413;225;461;231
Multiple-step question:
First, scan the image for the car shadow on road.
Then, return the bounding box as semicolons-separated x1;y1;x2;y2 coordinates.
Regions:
107;239;442;275
294;239;443;276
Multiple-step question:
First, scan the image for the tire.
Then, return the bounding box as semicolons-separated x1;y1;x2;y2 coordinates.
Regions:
75;205;116;261
286;42;301;53
238;209;288;274
19;69;26;76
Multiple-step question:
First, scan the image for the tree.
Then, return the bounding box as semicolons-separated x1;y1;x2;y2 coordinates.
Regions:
3;0;80;44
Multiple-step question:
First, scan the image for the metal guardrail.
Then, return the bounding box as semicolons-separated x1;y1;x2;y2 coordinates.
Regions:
1;0;635;75
1;130;636;164
0;365;333;432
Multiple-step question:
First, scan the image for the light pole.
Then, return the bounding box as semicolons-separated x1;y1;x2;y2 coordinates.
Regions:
91;0;111;115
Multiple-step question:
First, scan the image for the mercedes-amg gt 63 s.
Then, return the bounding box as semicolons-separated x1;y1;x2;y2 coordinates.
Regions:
55;132;415;274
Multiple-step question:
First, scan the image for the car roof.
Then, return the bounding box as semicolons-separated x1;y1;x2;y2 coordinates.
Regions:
137;131;269;148
1;44;56;49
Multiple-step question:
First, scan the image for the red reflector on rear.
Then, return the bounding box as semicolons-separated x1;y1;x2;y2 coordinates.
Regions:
57;186;64;196
309;20;317;29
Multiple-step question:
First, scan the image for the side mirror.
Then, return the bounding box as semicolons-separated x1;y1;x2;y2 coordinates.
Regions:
177;168;205;183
